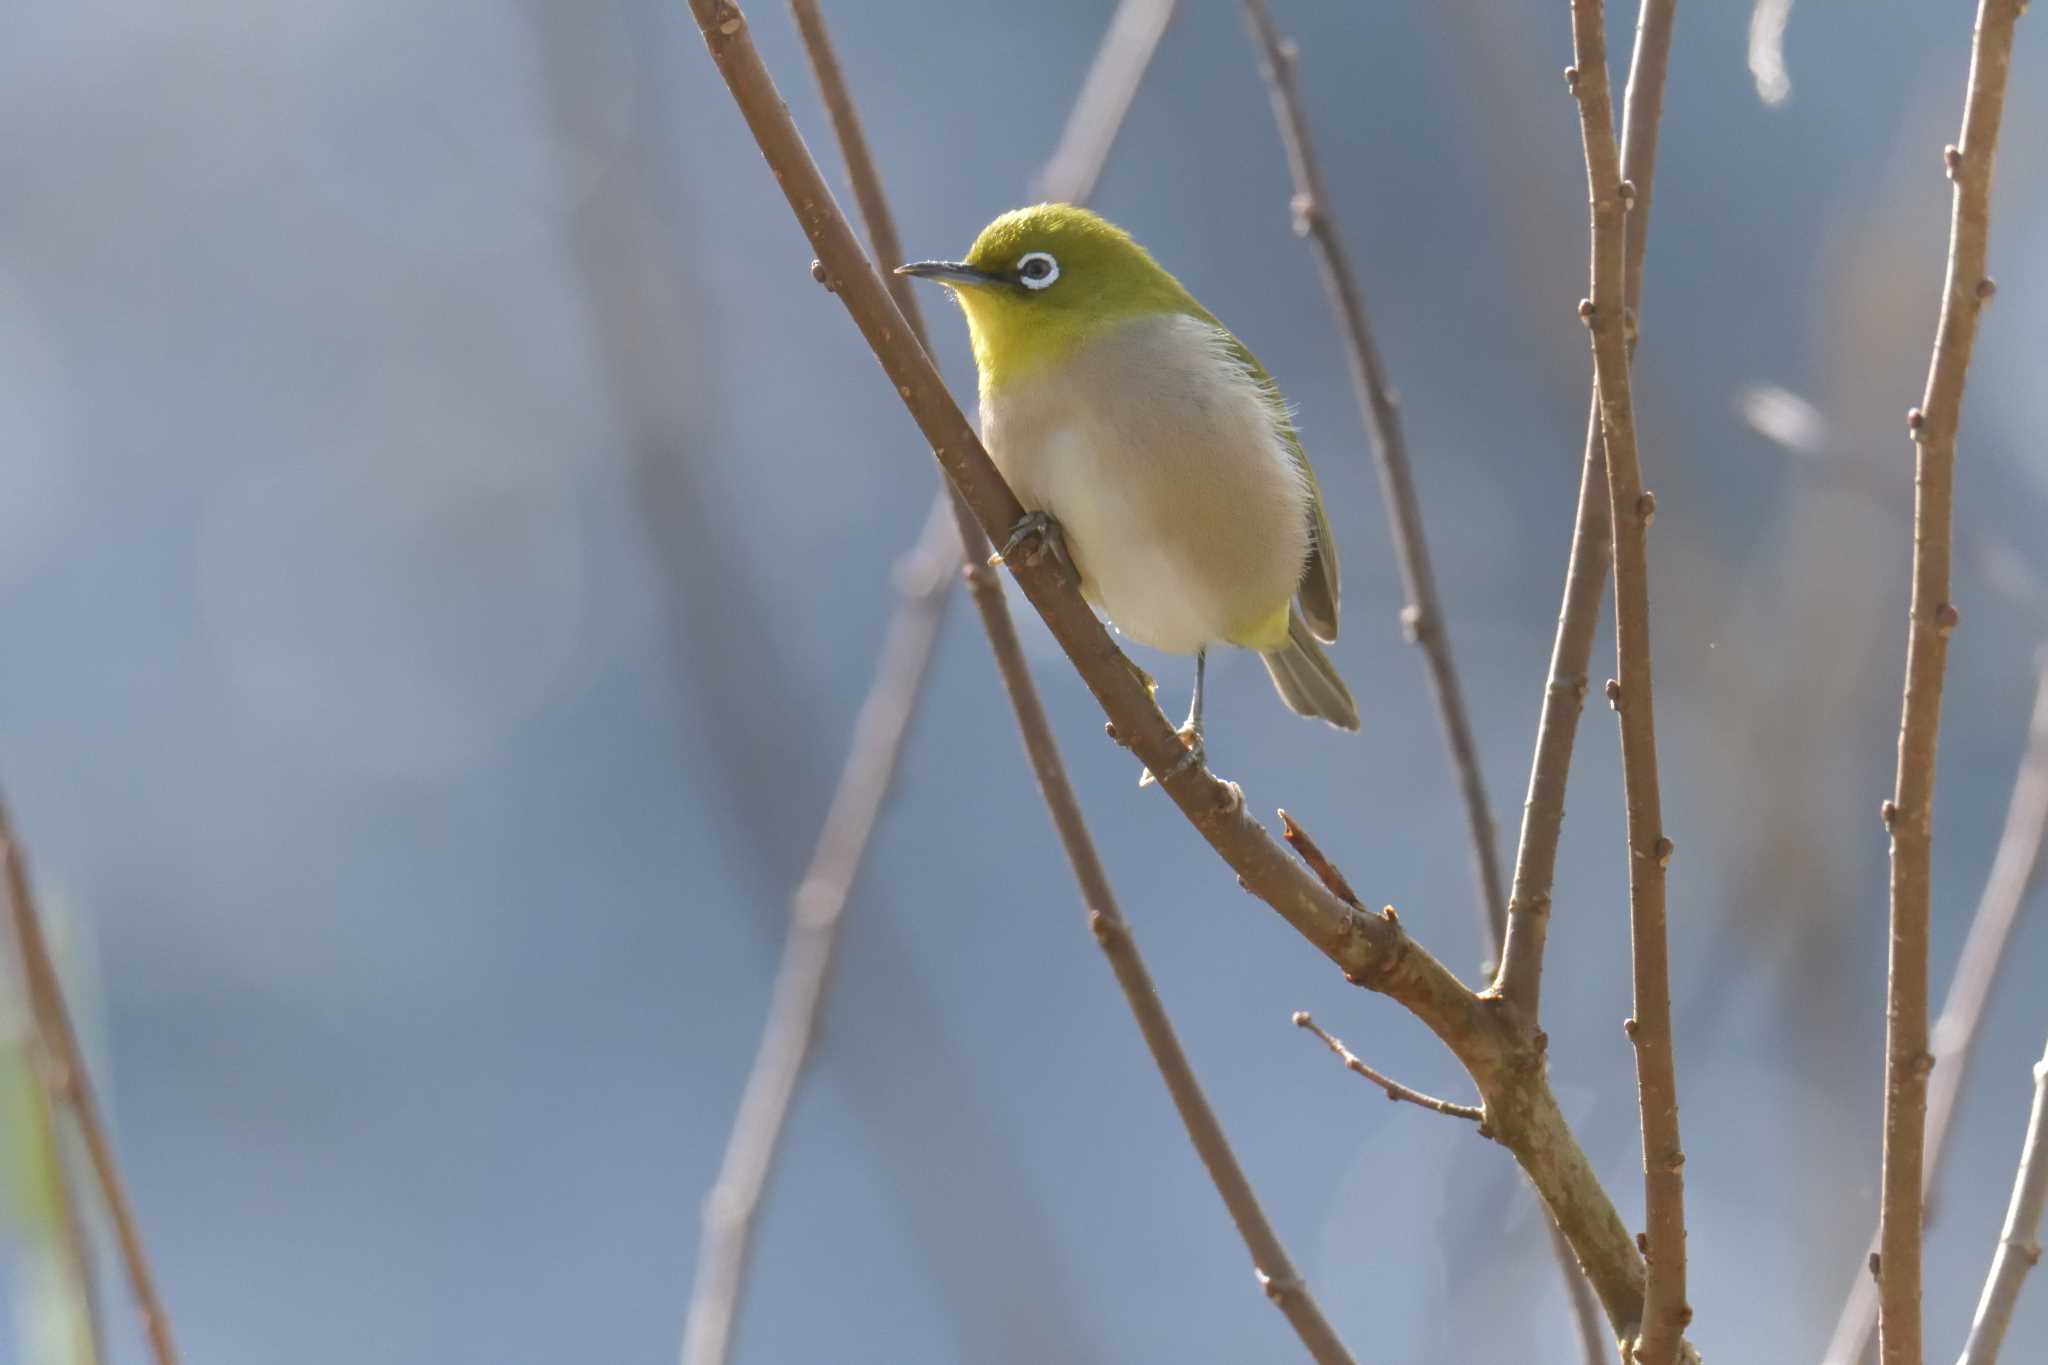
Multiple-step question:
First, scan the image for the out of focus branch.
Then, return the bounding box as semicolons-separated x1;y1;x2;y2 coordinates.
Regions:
1033;0;1179;206
686;0;1678;1345
682;1;1175;1361
1237;0;1504;964
1957;1039;2048;1365
1824;659;2048;1365
1564;3;1689;1361
19;1026;106;1365
2;800;180;1365
1876;6;2027;1362
678;500;955;1365
770;4;1356;1361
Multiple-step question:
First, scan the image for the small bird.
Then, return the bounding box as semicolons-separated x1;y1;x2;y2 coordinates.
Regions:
899;205;1358;776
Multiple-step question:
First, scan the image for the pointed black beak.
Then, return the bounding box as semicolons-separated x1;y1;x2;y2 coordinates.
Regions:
895;260;1005;290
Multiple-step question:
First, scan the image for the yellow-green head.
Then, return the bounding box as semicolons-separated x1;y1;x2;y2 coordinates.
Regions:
897;204;1208;394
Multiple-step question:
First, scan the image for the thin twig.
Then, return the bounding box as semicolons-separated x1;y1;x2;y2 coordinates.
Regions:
1277;809;1364;909
1824;659;2048;1365
1565;4;1689;1360
1878;6;2026;1363
1238;8;1617;1355
801;2;1355;1357
1;800;180;1365
1033;0;1179;206
1293;1012;1484;1122
1496;0;1676;1025
1087;914;1358;1365
688;0;1668;1342
786;5;1355;1359
1958;1039;2048;1365
681;3;1178;1362
1238;0;1504;960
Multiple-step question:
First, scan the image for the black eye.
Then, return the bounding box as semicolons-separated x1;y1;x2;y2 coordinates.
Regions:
1016;251;1060;290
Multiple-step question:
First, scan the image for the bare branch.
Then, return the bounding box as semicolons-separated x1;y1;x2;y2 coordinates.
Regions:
686;5;1360;1362
1877;6;2027;1362
1564;3;1689;1360
679;500;956;1365
1239;0;1505;962
801;0;1354;1351
1292;1012;1485;1123
1089;917;1357;1365
1825;660;2048;1364
1033;0;1179;206
18;1024;107;1364
1496;0;1675;1024
1957;1040;2048;1365
1238;9;1631;1354
2;800;180;1365
685;0;1668;1343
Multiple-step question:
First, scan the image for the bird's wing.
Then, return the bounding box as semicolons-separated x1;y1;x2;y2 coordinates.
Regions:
1223;333;1340;643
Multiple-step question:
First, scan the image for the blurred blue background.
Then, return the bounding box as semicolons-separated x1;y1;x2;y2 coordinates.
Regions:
2;1;2046;1361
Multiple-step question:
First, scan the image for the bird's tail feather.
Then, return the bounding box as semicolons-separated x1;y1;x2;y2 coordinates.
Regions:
1260;608;1359;730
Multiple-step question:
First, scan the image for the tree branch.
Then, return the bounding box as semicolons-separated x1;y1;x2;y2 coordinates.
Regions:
1032;0;1179;206
1824;659;2048;1365
689;6;1361;1363
1878;6;2026;1362
1087;913;1358;1365
1495;0;1675;1024
685;1;1677;1347
2;799;180;1365
679;500;956;1365
1293;1012;1485;1123
1237;0;1504;960
1239;5;1649;1354
18;1023;107;1365
1957;1039;2048;1365
1564;4;1689;1360
784;5;1359;1360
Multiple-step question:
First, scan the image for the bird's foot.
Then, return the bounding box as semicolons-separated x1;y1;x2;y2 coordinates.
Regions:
991;510;1076;588
1137;722;1205;788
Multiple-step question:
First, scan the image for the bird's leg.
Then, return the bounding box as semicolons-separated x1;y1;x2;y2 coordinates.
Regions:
993;510;1076;588
1178;647;1207;755
1140;648;1207;787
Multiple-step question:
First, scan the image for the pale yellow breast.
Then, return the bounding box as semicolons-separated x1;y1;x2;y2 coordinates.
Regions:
981;313;1311;655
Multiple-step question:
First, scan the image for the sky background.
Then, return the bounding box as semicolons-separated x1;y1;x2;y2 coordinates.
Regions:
2;1;2047;1362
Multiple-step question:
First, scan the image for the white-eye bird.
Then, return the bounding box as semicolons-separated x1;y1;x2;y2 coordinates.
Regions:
899;204;1358;773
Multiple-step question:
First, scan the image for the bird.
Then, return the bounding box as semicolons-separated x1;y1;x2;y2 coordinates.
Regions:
898;204;1357;778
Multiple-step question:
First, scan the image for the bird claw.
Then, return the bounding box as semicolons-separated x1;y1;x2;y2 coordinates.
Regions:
993;511;1077;588
1138;722;1205;788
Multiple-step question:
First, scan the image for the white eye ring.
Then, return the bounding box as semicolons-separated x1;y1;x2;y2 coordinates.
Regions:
1016;251;1060;290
